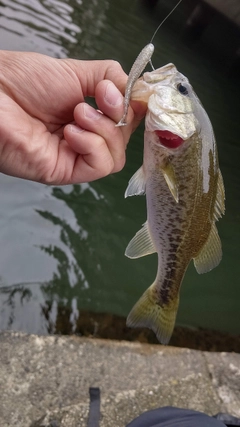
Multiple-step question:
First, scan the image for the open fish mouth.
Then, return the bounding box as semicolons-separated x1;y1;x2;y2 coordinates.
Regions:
155;130;184;149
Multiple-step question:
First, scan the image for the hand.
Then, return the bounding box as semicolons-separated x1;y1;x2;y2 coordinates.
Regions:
0;51;146;184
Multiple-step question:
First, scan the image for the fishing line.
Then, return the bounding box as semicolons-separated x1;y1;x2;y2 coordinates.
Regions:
149;0;184;70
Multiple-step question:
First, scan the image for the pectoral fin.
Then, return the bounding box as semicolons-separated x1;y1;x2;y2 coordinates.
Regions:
125;221;156;259
161;161;179;203
193;223;222;274
125;166;146;198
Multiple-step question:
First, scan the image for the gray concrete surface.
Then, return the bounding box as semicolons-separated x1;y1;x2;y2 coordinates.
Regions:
0;331;239;427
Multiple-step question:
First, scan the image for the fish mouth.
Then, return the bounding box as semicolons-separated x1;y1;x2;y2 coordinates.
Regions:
155;130;184;149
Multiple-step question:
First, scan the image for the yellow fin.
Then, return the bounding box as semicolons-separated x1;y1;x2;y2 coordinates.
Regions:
125;221;156;259
126;283;179;345
161;161;179;203
193;223;222;274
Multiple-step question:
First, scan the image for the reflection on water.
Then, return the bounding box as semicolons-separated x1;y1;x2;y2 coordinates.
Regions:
0;177;142;334
0;282;80;333
0;0;79;56
0;0;240;337
0;0;108;57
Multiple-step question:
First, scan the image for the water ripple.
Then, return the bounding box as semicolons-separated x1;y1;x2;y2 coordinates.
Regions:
0;0;81;56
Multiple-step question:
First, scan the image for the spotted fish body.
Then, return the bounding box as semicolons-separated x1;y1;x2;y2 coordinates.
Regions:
124;63;225;344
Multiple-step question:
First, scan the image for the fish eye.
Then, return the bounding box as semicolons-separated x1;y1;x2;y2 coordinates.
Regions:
177;83;188;95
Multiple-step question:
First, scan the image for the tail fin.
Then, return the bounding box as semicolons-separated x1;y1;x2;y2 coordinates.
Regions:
126;283;179;345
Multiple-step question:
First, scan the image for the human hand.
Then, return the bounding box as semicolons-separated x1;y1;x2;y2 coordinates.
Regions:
0;51;146;184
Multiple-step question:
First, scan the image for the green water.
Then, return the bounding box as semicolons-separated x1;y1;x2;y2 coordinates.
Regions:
0;0;239;335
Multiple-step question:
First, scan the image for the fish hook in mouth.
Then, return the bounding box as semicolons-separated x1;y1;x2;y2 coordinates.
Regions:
155;130;184;149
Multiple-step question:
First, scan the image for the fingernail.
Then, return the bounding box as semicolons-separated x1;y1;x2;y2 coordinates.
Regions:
69;124;84;133
104;82;122;107
83;103;101;120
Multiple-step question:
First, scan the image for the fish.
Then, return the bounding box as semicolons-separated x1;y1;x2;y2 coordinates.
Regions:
123;63;225;345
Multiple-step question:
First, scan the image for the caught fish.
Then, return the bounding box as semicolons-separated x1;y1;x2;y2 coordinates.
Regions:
122;63;225;345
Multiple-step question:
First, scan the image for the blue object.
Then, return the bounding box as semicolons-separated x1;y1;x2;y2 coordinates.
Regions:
126;407;227;427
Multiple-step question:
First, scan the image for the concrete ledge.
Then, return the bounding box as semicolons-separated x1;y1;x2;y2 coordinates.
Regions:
0;331;239;426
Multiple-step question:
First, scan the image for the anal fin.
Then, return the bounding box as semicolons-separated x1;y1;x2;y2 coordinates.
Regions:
125;221;156;259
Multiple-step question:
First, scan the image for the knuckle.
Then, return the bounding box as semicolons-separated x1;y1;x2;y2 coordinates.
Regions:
114;154;126;173
94;136;114;176
106;59;123;72
102;157;115;177
104;60;126;83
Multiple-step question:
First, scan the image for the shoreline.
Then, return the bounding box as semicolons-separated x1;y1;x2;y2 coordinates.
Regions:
20;310;240;353
55;310;240;353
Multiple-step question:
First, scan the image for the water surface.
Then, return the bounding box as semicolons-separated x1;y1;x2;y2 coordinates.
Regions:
0;0;239;336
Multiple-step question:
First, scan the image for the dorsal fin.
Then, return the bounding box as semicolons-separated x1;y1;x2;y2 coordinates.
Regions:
213;171;225;222
193;223;222;274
